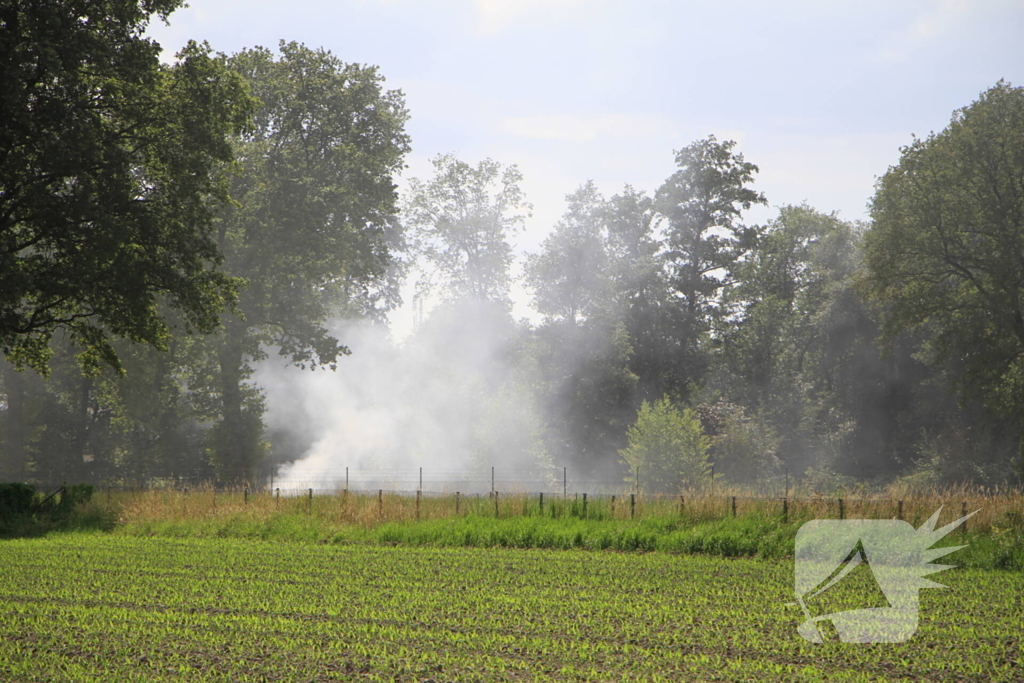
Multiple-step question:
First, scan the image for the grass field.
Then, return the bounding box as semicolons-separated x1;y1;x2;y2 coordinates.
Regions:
0;535;1020;682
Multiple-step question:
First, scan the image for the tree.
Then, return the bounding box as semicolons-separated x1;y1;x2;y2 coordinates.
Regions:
619;396;709;493
0;1;251;372
655;136;766;322
522;183;638;477
718;204;917;481
404;154;531;307
525;181;611;324
864;81;1024;473
604;185;688;402
208;42;411;480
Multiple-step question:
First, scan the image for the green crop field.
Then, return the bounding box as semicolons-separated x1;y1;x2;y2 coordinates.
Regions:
0;536;1019;682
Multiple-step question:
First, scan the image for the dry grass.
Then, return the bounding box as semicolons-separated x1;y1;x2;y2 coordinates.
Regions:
106;482;1024;534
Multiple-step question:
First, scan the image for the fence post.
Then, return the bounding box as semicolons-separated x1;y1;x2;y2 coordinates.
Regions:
275;488;280;507
563;467;567;497
378;489;383;519
244;488;249;506
783;497;788;523
897;499;903;521
307;488;312;515
838;498;844;520
679;495;684;516
611;495;616;516
630;493;635;519
455;491;460;516
539;492;544;515
494;490;499;517
731;496;737;517
416;489;421;520
582;493;588;519
962;501;968;536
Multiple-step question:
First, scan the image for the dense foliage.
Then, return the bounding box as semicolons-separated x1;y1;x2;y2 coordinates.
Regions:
0;0;251;372
0;1;1020;493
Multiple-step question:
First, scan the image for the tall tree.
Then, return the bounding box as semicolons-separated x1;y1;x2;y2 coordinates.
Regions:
403;154;531;308
655;136;766;322
209;42;410;480
525;183;638;476
0;1;251;372
604;185;686;402
651;137;766;397
864;80;1024;476
525;181;611;324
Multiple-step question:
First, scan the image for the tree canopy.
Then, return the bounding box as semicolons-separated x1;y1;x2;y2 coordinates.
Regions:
404;154;531;307
206;42;411;480
0;0;252;372
865;81;1024;424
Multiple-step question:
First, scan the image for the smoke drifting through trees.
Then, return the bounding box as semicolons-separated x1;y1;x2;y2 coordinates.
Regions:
1;10;1021;497
260;311;555;493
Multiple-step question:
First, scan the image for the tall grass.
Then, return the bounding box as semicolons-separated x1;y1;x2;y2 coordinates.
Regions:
86;484;1024;569
109;483;1024;530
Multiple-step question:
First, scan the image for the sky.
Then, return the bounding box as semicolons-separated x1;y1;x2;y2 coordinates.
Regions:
146;0;1024;329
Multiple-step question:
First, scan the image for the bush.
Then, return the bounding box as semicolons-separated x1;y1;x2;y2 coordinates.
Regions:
0;483;37;515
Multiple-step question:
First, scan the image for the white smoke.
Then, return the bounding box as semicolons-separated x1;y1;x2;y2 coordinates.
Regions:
256;299;555;493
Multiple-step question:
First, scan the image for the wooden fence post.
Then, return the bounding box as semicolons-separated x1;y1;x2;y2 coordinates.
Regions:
378;489;383;519
838;498;844;520
307;488;312;515
782;497;788;523
897;499;903;521
539;492;543;515
494;490;499;517
962;501;968;536
630;493;635;519
731;496;737;517
455;491;460;515
582;493;588;519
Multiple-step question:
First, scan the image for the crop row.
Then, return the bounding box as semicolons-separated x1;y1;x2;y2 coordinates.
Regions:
0;536;1020;681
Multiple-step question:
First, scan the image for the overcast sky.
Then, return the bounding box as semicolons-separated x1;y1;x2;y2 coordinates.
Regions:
147;0;1023;327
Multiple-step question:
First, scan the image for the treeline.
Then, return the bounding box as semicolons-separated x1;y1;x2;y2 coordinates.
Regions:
1;2;1022;491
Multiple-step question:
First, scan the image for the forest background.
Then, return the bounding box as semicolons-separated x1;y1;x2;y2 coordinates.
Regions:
2;0;1024;494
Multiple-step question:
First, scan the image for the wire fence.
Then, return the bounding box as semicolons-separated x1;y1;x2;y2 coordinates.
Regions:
79;474;1024;534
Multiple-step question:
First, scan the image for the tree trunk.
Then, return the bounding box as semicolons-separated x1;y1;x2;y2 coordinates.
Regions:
0;360;27;481
67;375;92;483
215;326;259;484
